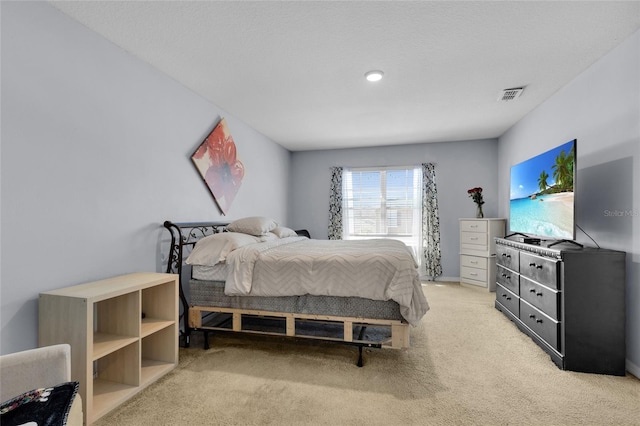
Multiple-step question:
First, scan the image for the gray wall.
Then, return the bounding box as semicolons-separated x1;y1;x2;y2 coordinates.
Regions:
498;29;640;375
289;139;500;280
1;2;290;354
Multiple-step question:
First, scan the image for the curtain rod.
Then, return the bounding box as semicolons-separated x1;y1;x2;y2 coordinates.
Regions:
330;163;435;169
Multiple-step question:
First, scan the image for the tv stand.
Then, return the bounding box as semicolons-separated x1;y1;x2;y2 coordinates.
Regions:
547;239;583;248
494;238;626;375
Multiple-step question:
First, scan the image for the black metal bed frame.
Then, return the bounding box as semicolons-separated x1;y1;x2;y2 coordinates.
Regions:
162;220;386;366
163;221;227;346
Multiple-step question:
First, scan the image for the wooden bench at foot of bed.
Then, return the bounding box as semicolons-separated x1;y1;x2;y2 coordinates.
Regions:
188;305;410;349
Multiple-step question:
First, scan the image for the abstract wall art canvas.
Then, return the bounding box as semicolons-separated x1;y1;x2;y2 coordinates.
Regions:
192;118;245;214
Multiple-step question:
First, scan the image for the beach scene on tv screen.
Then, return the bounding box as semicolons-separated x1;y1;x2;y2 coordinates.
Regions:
509;140;575;239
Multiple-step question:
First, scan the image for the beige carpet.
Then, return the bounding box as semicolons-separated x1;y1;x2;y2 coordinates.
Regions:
95;282;640;425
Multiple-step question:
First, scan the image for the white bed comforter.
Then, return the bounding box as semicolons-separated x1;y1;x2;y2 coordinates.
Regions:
224;237;429;326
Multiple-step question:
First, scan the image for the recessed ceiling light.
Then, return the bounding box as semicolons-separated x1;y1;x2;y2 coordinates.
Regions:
365;70;384;82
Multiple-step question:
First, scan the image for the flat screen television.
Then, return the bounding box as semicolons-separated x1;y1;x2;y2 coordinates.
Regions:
509;139;576;241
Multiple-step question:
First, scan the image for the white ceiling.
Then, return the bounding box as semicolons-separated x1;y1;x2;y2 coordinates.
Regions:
50;1;640;152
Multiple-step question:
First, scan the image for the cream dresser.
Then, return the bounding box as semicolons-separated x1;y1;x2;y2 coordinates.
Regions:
459;218;506;291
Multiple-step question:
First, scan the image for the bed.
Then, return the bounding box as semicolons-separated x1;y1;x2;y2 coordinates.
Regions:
163;217;429;366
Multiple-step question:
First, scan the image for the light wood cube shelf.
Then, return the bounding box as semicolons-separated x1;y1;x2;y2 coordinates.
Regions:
39;272;178;424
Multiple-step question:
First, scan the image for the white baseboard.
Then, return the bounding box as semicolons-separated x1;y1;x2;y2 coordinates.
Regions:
626;359;639;379
421;276;459;283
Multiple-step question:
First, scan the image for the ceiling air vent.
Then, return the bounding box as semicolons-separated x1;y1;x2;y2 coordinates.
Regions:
498;87;524;101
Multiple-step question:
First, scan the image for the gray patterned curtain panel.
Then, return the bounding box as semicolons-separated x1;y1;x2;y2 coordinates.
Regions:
422;163;443;279
328;166;343;240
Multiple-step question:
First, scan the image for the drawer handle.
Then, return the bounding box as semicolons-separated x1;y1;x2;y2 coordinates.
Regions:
529;289;536;293
502;253;511;259
502;294;511;301
470;237;478;241
470;272;478;276
529;314;543;324
529;262;543;269
536;292;543;297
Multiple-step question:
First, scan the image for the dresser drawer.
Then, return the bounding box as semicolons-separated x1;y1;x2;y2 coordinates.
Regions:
520;300;560;351
496;244;519;271
460;220;488;233
496;284;519;317
461;255;488;270
520;276;560;320
496;264;519;295
461;232;488;252
461;265;488;283
520;252;560;289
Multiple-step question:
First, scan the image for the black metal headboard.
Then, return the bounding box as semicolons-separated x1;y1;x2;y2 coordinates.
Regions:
163;221;228;339
163;221;228;275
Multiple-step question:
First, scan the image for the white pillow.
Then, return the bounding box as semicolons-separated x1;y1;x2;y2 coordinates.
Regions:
272;226;298;238
227;216;278;236
186;232;260;266
260;232;280;242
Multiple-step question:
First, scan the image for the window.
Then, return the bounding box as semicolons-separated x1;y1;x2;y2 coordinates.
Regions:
342;166;422;263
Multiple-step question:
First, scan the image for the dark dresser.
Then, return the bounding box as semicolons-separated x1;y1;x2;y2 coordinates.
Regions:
494;238;626;375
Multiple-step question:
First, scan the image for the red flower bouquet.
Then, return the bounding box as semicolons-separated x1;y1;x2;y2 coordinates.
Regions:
468;187;484;218
467;187;484;206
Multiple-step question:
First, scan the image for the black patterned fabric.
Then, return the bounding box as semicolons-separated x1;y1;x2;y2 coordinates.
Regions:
422;163;443;279
0;382;78;426
327;166;343;240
